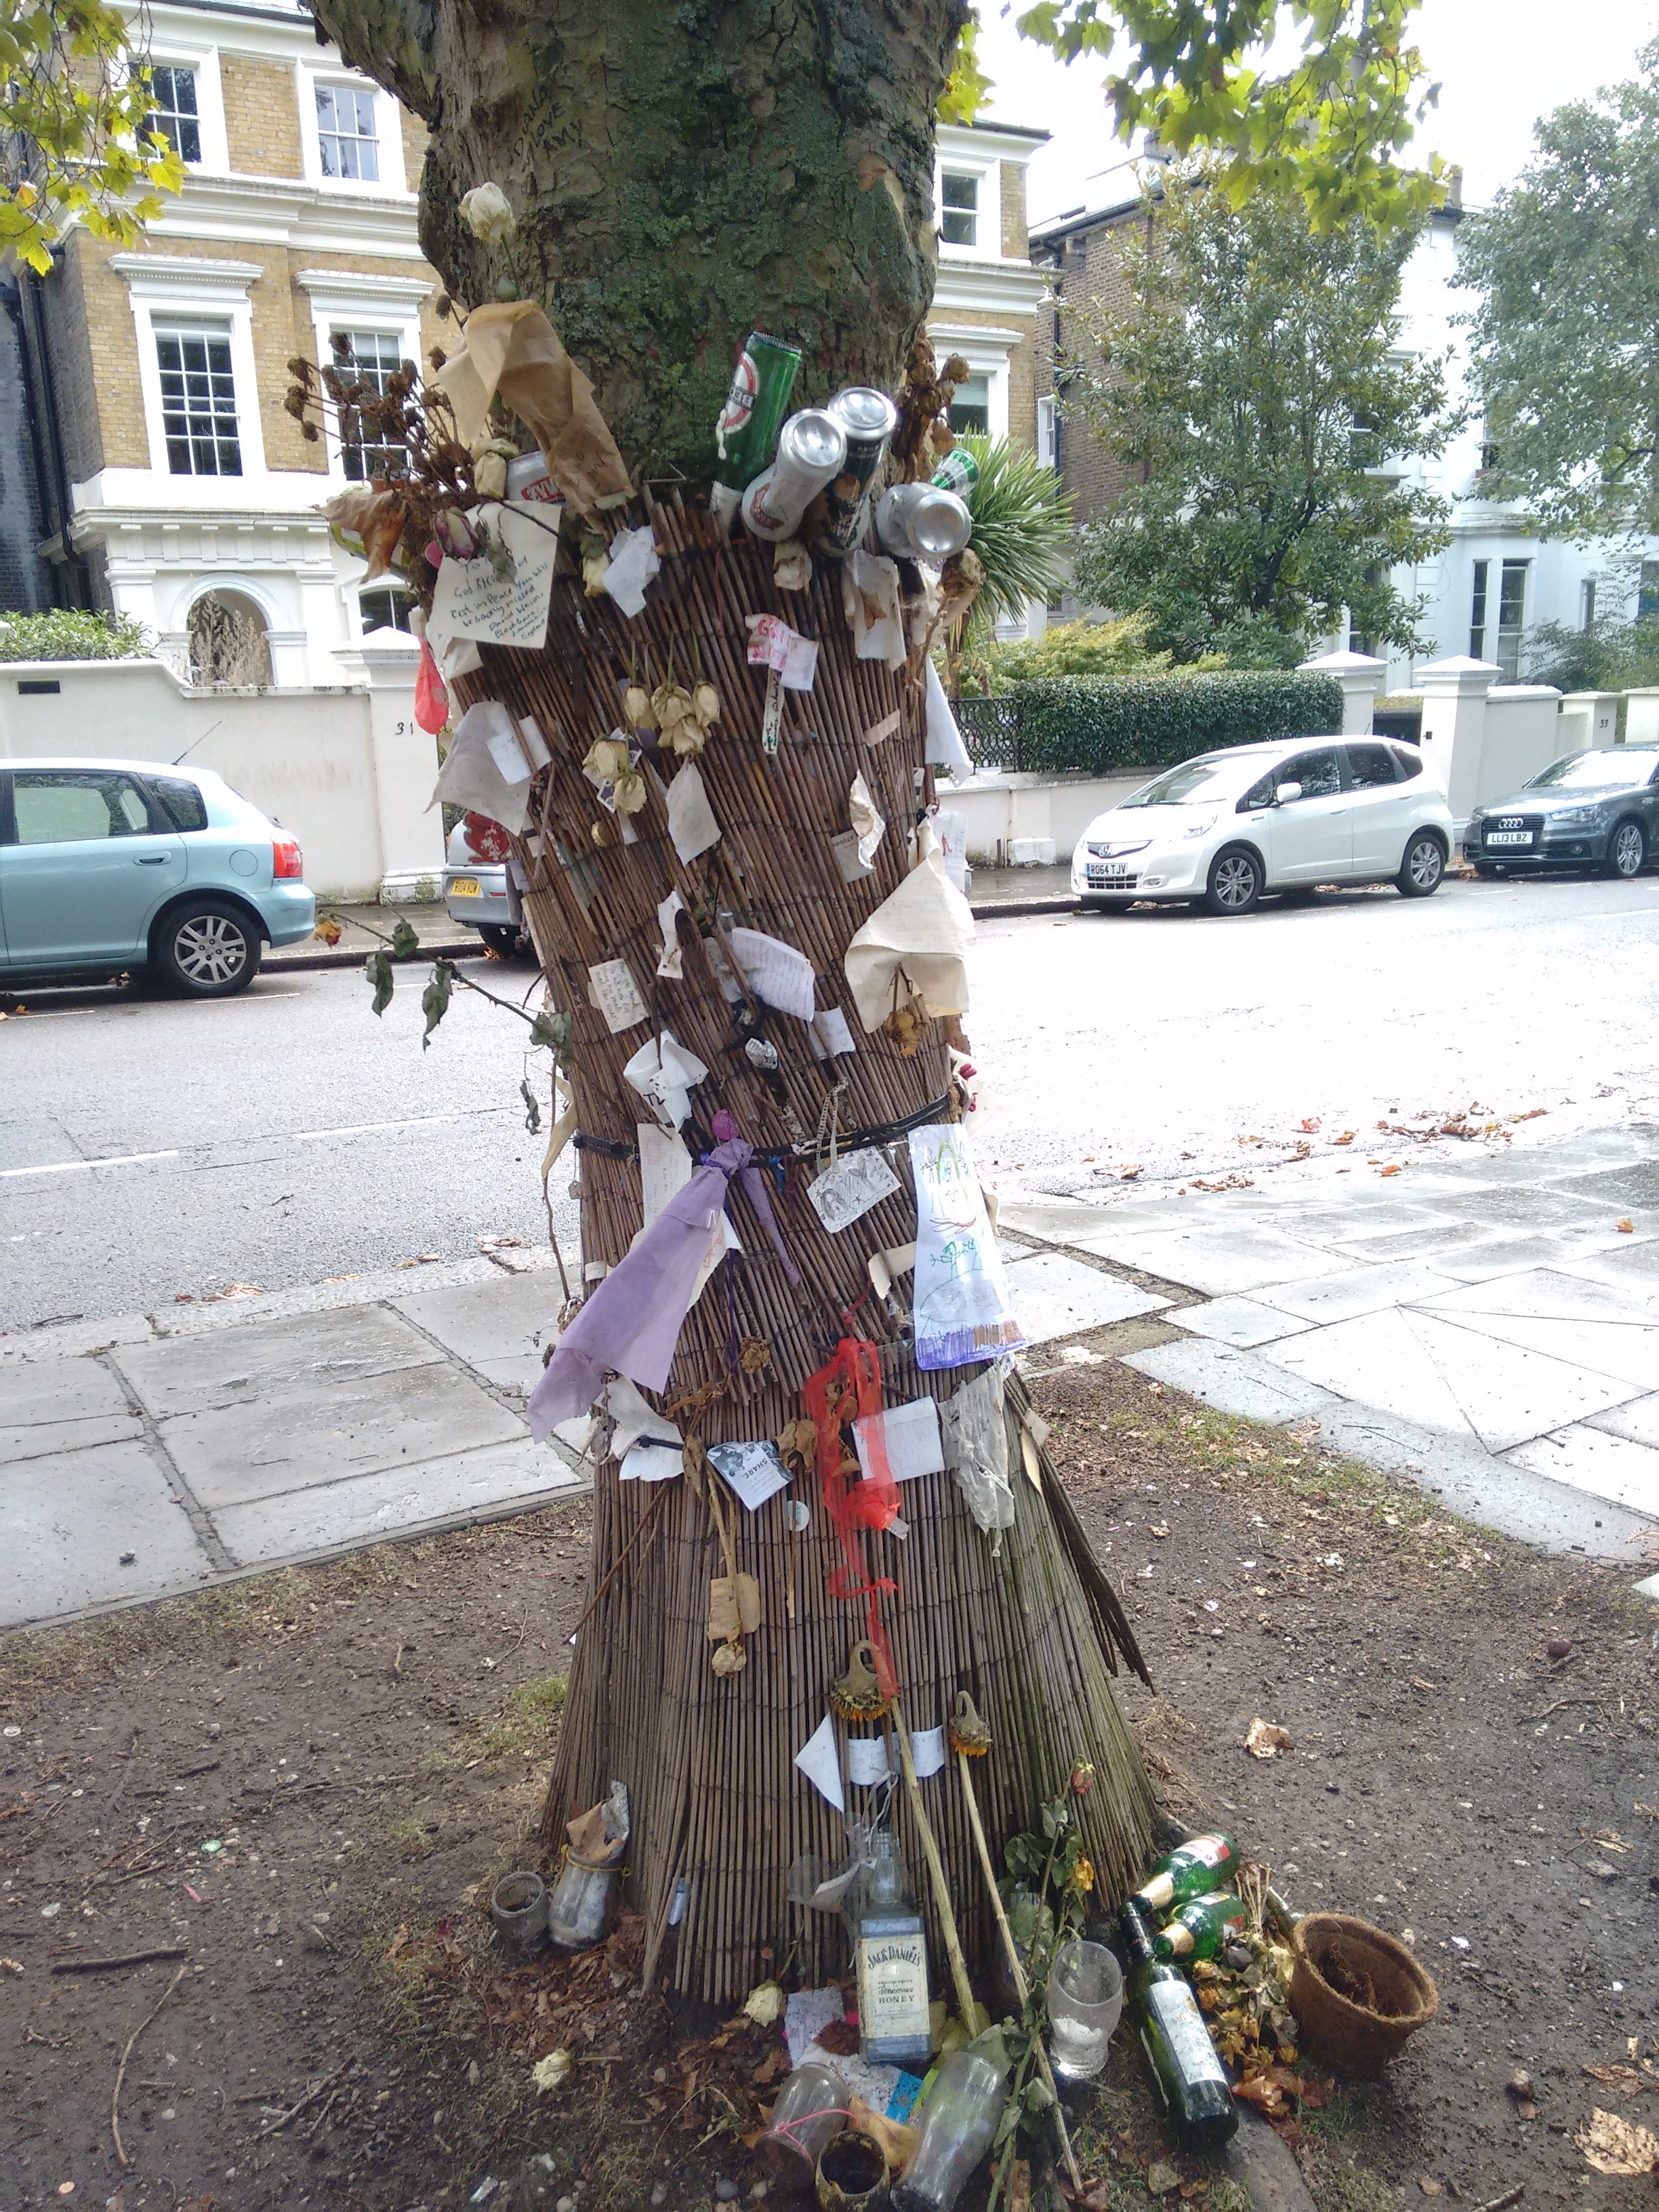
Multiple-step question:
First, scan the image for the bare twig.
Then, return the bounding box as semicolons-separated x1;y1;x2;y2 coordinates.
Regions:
112;1962;188;2166
54;1945;188;1975
257;2060;352;2137
1471;2188;1523;2212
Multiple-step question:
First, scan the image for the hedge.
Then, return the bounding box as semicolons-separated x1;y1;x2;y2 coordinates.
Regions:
958;668;1345;777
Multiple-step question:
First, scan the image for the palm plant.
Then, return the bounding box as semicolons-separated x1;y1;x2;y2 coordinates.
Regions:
949;432;1074;694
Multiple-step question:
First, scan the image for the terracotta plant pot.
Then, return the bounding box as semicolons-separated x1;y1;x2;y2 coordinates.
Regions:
1288;1912;1438;2076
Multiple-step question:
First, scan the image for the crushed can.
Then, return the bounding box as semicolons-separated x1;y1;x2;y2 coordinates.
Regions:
874;483;972;562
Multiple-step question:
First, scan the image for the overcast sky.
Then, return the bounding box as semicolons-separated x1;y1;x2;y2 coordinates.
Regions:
974;0;1659;228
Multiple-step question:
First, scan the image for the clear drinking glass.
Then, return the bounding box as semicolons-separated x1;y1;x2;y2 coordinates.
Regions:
758;2062;846;2190
889;2046;1008;2211
1046;1938;1123;2082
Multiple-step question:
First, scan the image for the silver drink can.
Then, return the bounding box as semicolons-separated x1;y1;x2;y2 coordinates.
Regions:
822;386;899;552
742;409;847;541
874;483;972;562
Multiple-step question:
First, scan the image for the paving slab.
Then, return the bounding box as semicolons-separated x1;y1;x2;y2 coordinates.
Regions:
113;1302;442;1420
1551;1160;1659;1212
1269;1306;1638;1452
393;1269;562;1391
0;1359;140;1462
1251;1258;1455;1326
1003;1248;1172;1340
0;1311;157;1369
1422;1224;1652;1283
1507;1425;1659;1518
212;1435;584;1566
1586;1391;1659;1447
159;1357;527;1509
1;1437;218;1627
1070;1223;1353;1297
1169;1296;1315;1349
994;1196;1124;1242
147;1254;503;1338
1122;1338;1336;1427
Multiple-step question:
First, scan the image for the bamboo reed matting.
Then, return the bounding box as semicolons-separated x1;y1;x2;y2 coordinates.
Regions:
450;491;1155;2007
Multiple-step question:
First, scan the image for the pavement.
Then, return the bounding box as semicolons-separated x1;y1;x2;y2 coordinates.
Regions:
12;869;1659;1631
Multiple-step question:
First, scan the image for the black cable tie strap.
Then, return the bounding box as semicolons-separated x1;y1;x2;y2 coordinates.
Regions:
573;1131;640;1162
568;1092;951;1176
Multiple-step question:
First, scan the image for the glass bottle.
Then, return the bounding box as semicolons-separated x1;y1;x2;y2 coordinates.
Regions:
1153;1891;1248;1963
890;2040;1009;2211
852;1824;933;2068
1130;1832;1238;1915
1119;1904;1237;2146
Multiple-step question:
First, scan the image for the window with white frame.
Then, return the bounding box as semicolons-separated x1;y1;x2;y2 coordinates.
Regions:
940;170;979;248
1580;577;1597;631
359;583;414;634
332;330;408;480
1495;557;1528;680
155;323;241;476
949;373;990;436
147;64;201;163
1037;393;1057;470
316;83;379;180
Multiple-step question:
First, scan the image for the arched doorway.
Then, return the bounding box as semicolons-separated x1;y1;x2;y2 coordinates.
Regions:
187;588;273;688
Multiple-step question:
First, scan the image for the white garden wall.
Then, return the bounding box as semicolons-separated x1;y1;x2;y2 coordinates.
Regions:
0;636;440;901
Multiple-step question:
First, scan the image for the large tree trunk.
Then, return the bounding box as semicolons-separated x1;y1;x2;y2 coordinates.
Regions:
310;0;966;472
307;0;1158;2013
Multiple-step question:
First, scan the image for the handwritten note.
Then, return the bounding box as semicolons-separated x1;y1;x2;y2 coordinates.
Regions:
428;506;555;648
909;1122;1025;1372
806;1146;900;1234
587;959;649;1035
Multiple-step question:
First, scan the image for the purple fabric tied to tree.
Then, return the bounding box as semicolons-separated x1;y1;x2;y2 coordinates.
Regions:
528;1126;798;1440
710;1109;800;1290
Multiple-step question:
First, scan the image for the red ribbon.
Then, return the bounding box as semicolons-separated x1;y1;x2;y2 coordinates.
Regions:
803;1338;900;1697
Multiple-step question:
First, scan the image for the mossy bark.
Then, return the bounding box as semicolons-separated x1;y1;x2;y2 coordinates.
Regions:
306;0;968;472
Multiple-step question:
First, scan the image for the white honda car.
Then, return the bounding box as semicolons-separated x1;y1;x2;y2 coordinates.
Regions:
1070;737;1454;916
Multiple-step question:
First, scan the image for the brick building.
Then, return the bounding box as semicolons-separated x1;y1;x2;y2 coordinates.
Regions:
1028;189;1151;531
1;30;1049;682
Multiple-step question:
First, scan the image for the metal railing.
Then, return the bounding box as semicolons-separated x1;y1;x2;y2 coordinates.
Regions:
954;694;1026;772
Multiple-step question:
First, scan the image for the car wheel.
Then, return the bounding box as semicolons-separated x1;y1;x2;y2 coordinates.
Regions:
1397;831;1446;898
1204;846;1263;916
152;900;261;997
478;923;523;956
1606;819;1646;880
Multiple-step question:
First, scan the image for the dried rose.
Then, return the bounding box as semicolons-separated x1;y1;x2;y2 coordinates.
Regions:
459;182;516;245
621;684;653;729
434;507;476;561
692;680;720;730
582;735;631;787
1071;1761;1096;1798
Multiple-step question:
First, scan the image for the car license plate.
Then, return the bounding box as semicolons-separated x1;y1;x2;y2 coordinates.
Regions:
1088;866;1134;887
450;876;482;897
1483;831;1532;848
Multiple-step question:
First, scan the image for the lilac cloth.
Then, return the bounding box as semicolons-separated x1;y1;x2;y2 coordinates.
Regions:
529;1138;751;1438
710;1109;801;1288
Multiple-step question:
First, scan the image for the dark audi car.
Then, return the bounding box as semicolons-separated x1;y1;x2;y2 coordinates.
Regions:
1465;746;1659;879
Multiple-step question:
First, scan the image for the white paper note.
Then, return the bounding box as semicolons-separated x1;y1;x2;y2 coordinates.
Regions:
855;1395;944;1486
831;827;874;884
516;714;552;769
622;1031;709;1127
621;1441;683;1483
849;774;886;866
909;1725;947;1780
428;506;556;648
485;717;531;785
924;655;974;772
708;1438;791;1513
667;760;720;863
863;707;902;747
808;1008;858;1061
655;888;686;979
794;1713;844;1813
729;928;816;1021
846;1734;893;1788
602;1376;681;1454
587;959;649;1034
432;699;535;834
806;1147;901;1234
602;525;661;617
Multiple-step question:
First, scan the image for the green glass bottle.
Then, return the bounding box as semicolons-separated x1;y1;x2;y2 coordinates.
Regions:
1153;1891;1248;1963
1120;1904;1237;2146
1130;1832;1237;1915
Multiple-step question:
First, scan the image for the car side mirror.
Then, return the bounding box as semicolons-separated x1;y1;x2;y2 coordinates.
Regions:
1274;781;1303;806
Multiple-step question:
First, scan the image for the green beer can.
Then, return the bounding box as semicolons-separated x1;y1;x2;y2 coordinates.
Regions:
931;447;979;497
712;332;801;518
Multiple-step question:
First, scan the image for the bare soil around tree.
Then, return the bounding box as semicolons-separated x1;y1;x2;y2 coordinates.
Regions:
3;1359;1656;2212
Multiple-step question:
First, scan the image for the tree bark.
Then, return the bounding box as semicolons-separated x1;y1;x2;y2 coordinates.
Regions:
308;0;968;472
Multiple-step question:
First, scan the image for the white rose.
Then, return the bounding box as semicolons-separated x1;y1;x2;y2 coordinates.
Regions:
459;183;517;245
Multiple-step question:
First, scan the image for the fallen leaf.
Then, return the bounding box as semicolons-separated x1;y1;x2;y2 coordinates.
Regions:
1300;1116;1322;1132
1380;1162;1403;1177
532;2048;571;2093
1418;2180;1443;2197
1577;2108;1659;2174
0;1957;22;1973
398;1253;443;1267
312;916;344;947
1145;2163;1180;2196
1244;1719;1292;1759
1151;1523;1169;1538
848;2094;917;2173
1618;1218;1635;1234
1409;1676;1439;1692
1583;2062;1650;2093
1332;1130;1355;1145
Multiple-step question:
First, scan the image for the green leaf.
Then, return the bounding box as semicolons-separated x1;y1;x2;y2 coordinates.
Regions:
1023;2075;1056;2118
420;960;454;1049
520;1077;542;1134
529;1007;571;1063
390;918;421;958
365;948;394;1017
